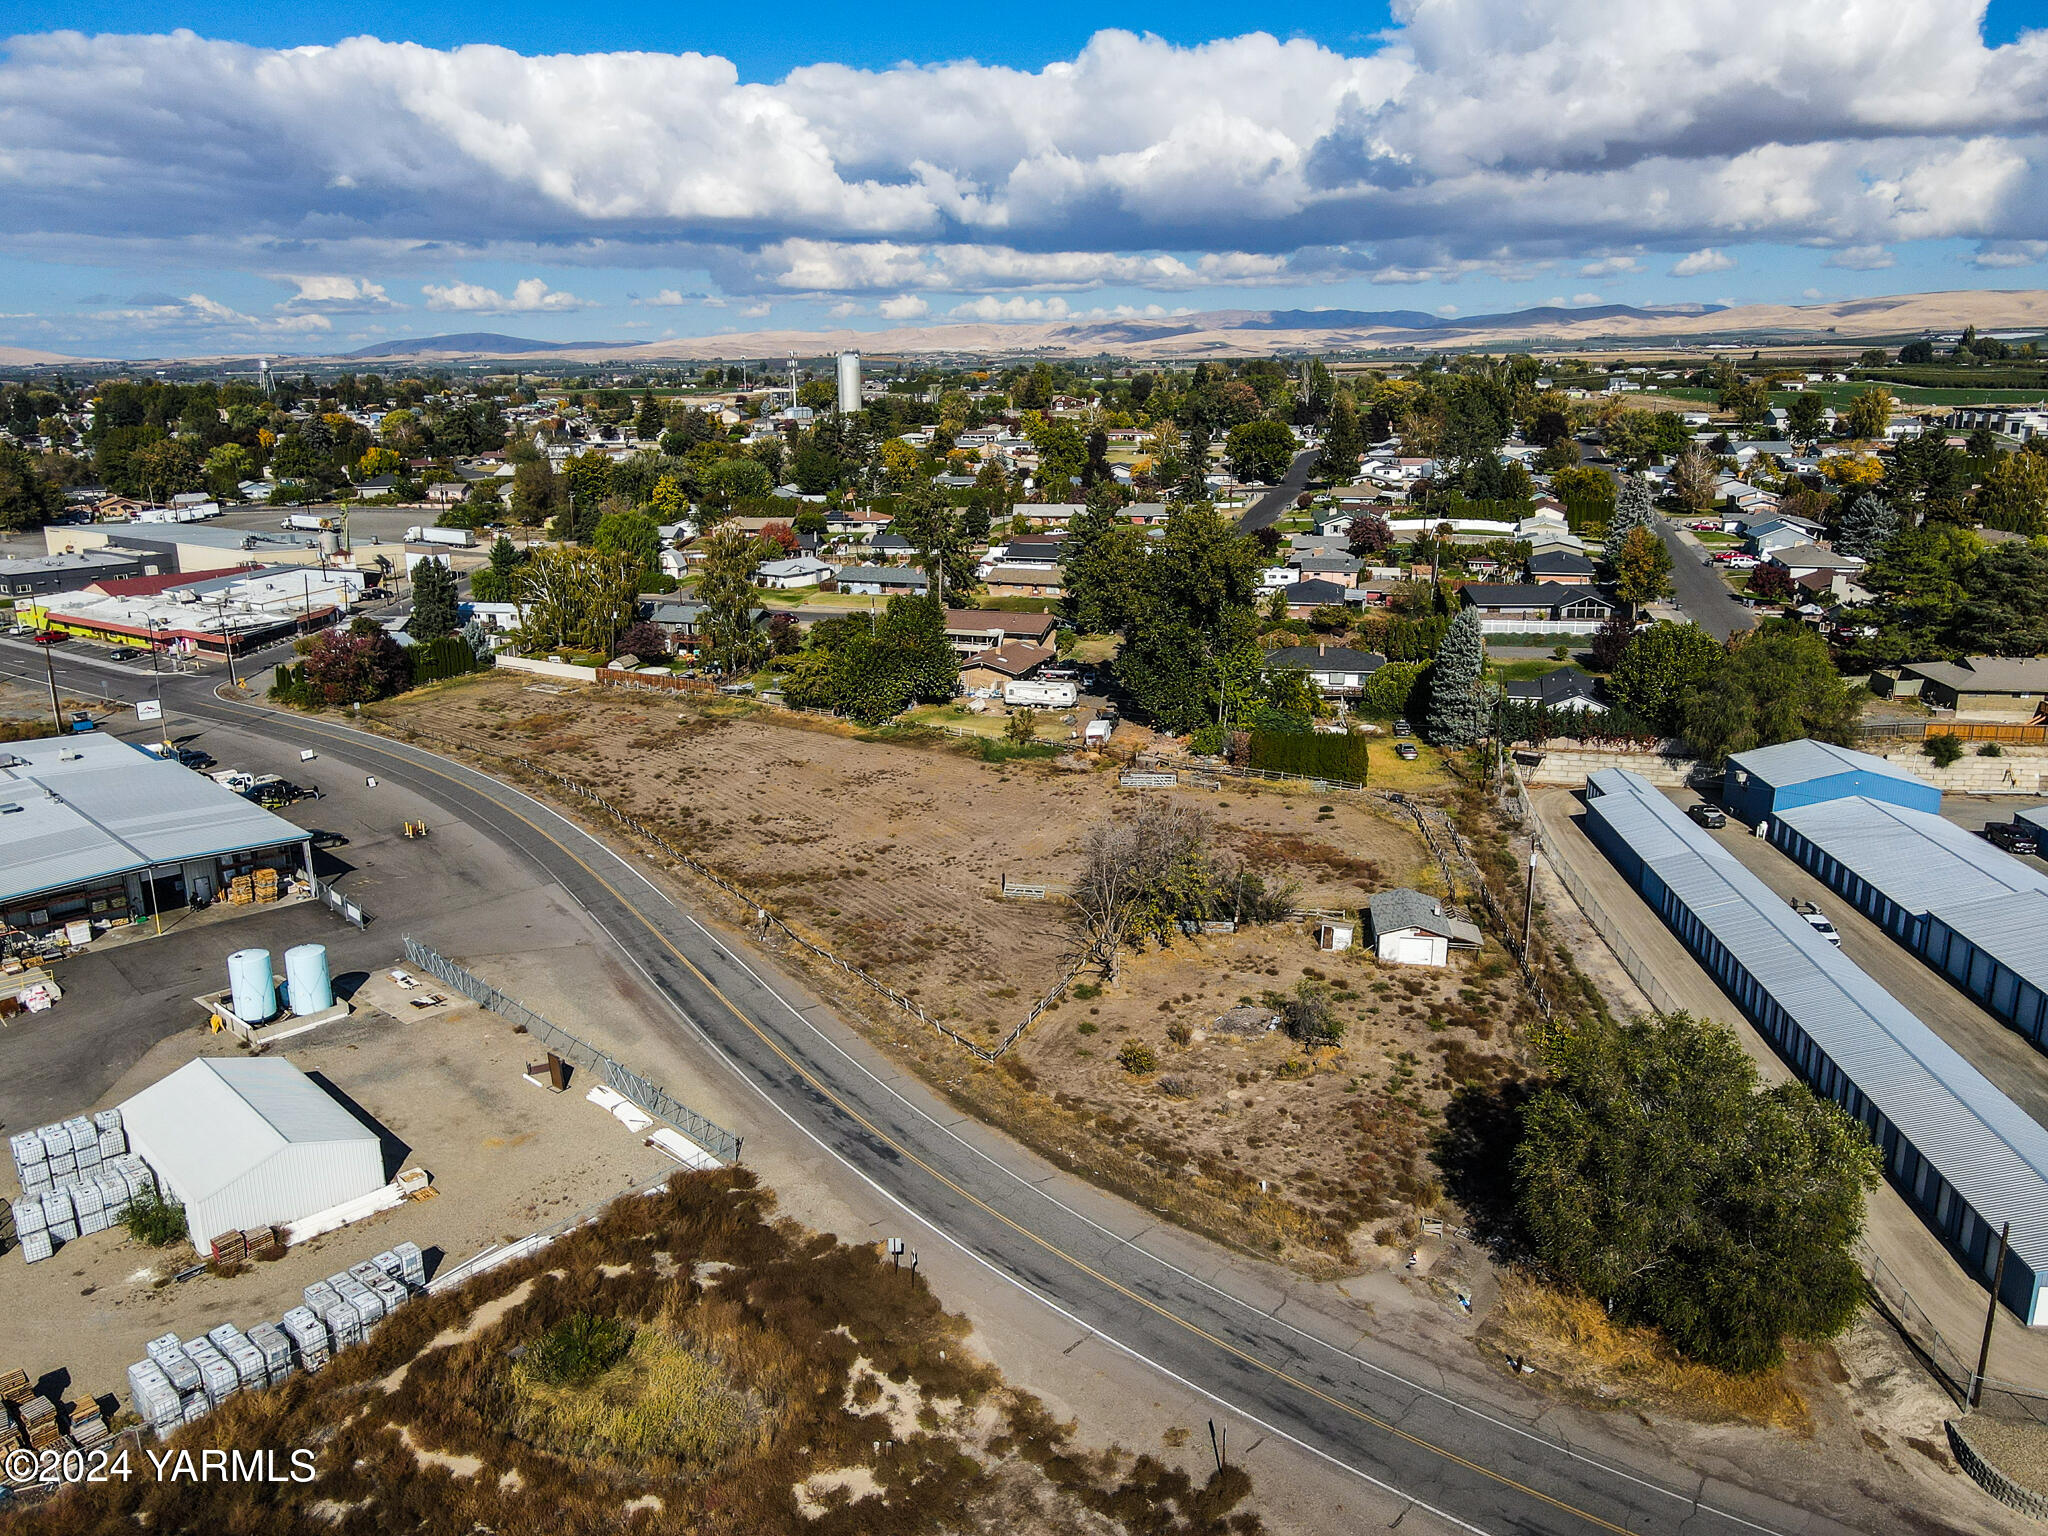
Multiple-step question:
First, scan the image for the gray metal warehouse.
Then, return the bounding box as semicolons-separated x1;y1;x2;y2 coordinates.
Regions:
1767;797;2048;1047
0;734;312;947
119;1057;385;1245
1585;767;2048;1324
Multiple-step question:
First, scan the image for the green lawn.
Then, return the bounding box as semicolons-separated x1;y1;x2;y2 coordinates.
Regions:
1490;658;1577;681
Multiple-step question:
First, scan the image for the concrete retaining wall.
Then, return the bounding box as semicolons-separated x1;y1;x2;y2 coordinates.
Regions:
1865;746;2048;797
492;655;598;682
1521;742;1703;788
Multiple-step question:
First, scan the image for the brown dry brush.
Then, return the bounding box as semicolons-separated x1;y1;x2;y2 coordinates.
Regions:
11;1170;1260;1536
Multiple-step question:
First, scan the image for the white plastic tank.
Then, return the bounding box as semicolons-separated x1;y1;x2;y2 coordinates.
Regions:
227;948;277;1023
283;943;334;1015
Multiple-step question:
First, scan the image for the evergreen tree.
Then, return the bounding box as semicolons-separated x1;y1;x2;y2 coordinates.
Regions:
1605;473;1653;545
407;556;458;640
1421;606;1490;746
1833;491;1897;560
1061;489;1147;634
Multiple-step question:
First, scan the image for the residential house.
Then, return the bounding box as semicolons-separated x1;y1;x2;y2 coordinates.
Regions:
1525;549;1597;584
834;565;931;597
1276;578;1351;617
1503;666;1606;712
644;597;768;654
983;566;1065;599
756;555;836;590
1743;520;1817;558
1263;643;1385;703
959;642;1057;694
1366;889;1482;967
943;608;1058;657
1458;582;1619;635
869;531;916;560
1289;554;1364;587
1766;544;1865;583
1891;657;2048;722
988;537;1064;571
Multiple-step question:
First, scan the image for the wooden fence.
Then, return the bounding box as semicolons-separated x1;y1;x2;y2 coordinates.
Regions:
1861;719;2048;745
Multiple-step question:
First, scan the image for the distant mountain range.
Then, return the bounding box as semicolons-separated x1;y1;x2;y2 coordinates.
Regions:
340;331;633;358
9;291;2047;368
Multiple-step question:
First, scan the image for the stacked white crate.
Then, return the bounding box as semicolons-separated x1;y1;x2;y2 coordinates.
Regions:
40;1127;72;1182
71;1177;105;1236
9;1132;47;1195
41;1188;76;1244
390;1241;426;1289
208;1325;267;1391
93;1109;124;1162
182;1337;238;1407
145;1334;206;1423
11;1196;49;1264
93;1167;129;1219
125;1360;182;1437
112;1155;155;1203
65;1117;98;1174
246;1322;294;1386
331;1271;382;1332
280;1307;330;1372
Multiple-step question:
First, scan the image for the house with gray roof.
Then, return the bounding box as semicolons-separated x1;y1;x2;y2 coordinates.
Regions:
1367;889;1482;966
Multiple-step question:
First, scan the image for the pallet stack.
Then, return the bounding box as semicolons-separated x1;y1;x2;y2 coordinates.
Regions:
16;1395;59;1451
209;1229;247;1266
67;1399;106;1451
226;874;255;906
242;1225;280;1260
253;869;280;905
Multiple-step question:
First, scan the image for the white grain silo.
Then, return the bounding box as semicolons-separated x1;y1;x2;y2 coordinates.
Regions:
836;351;862;415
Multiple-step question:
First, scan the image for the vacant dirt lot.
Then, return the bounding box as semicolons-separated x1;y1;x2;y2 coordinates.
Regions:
363;675;1532;1267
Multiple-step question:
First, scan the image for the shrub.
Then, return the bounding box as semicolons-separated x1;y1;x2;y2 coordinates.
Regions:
1005;707;1039;745
1978;742;2004;758
1244;730;1370;784
1117;1041;1159;1074
1922;732;1965;768
122;1188;187;1248
1281;979;1343;1045
525;1311;634;1386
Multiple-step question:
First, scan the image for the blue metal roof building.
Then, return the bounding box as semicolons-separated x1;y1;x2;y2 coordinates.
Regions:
1768;797;2048;1048
1722;738;1940;825
1584;768;2048;1325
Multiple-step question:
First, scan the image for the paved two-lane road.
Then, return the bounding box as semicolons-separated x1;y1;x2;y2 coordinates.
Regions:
1236;447;1322;532
0;640;1895;1536
1655;518;1757;641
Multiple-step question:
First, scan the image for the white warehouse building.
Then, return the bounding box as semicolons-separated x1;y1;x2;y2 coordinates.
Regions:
120;1057;385;1245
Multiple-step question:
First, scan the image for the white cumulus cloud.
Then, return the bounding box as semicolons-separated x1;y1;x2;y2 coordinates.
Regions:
421;277;589;313
1672;248;1737;276
950;295;1073;321
878;294;930;319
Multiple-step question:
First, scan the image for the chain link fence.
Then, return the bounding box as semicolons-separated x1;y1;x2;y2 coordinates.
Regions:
402;936;741;1164
309;873;366;929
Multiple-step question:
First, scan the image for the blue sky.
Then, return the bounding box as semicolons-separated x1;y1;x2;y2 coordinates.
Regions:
4;0;2048;358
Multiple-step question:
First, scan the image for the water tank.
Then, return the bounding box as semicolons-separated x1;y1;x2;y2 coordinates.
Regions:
227;949;277;1023
283;944;334;1016
836;351;862;415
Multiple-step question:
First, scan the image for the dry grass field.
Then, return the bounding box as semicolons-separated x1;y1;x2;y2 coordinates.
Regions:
13;1171;1264;1536
364;675;1535;1266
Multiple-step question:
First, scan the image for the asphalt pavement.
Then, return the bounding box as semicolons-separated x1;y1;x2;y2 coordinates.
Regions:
1655;519;1756;642
1236;448;1322;532
0;640;1899;1536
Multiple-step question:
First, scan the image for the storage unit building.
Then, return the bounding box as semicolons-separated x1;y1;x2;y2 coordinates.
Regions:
1584;767;2048;1325
119;1058;385;1245
1721;738;1940;825
1768;797;2048;1047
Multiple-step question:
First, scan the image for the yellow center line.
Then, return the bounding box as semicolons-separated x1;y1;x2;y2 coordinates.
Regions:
231;701;1640;1535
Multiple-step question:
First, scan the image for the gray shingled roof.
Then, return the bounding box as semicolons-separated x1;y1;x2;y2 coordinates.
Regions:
1367;888;1482;946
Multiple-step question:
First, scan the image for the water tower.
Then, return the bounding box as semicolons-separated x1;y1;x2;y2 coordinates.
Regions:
836;352;862;415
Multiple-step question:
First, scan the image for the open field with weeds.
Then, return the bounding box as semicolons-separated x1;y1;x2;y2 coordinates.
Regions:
12;1170;1262;1536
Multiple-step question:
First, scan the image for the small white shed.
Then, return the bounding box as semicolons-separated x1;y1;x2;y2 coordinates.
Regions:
1367;889;1482;967
120;1057;384;1244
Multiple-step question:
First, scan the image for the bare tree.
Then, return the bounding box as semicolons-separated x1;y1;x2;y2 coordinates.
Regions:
1069;801;1212;981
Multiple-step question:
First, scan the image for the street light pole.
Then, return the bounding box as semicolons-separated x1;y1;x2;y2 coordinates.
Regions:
39;626;63;733
146;618;171;748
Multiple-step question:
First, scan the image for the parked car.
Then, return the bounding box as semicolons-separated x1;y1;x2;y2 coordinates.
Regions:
1392;717;1413;738
1689;520;1721;532
1394;741;1420;761
1794;903;1842;947
1981;821;2041;857
1687;802;1727;829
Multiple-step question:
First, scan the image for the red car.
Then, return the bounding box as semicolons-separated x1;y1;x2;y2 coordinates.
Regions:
29;631;67;646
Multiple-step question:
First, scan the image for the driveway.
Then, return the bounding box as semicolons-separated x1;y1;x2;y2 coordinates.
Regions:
1657;518;1756;641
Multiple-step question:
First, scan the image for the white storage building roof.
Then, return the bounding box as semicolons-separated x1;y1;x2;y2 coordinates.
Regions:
0;734;308;905
1774;796;2048;918
119;1057;384;1244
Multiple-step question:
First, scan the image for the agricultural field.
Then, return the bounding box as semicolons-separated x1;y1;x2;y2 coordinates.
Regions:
365;674;1524;1265
19;1170;1262;1536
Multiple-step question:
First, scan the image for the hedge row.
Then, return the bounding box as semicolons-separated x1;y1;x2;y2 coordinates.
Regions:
1245;730;1371;785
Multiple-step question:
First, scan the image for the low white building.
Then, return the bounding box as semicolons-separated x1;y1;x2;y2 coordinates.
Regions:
1367;889;1482;967
120;1057;385;1244
756;555;835;590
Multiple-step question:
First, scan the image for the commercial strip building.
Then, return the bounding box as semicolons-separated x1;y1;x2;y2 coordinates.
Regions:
1584;767;2048;1325
0;550;150;598
0;735;313;945
1721;738;1941;824
19;565;363;656
1768;797;2048;1049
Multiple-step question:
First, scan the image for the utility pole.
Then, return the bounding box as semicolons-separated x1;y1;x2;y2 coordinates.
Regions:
211;590;242;688
1523;841;1539;954
1970;1223;2011;1411
39;629;63;733
146;618;171;749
